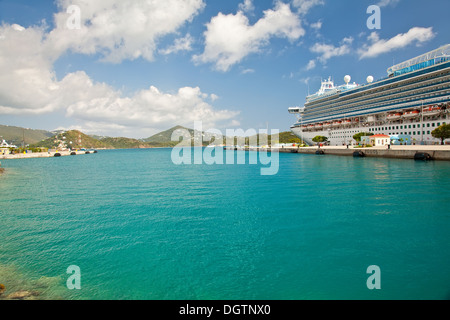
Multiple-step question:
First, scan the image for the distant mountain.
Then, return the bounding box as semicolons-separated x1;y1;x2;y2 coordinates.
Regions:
144;126;304;146
0;124;54;146
100;137;152;149
143;126;193;146
31;130;155;149
4;123;304;149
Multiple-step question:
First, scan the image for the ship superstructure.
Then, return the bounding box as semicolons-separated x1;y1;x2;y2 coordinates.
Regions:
290;44;450;146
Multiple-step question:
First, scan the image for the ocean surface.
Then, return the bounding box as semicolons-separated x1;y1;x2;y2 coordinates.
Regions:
0;148;449;300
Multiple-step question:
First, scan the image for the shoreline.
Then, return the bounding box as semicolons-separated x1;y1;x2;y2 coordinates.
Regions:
2;145;450;161
228;145;450;161
0;150;96;160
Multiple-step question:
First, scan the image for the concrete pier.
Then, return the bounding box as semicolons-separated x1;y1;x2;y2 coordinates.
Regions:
226;145;450;161
0;150;96;160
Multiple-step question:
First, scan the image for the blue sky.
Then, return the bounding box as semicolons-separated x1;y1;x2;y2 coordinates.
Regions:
0;0;449;138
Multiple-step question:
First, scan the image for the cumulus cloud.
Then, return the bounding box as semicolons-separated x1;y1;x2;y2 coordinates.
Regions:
193;1;304;72
0;24;61;114
64;77;239;130
358;27;436;59
0;22;239;134
49;0;205;63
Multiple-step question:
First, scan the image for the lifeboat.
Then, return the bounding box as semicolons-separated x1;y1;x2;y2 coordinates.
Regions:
387;112;403;121
423;106;442;117
343;120;352;126
332;121;342;127
315;123;324;129
323;122;332;128
403;110;421;119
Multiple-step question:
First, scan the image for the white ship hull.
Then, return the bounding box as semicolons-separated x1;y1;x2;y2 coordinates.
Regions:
289;45;450;146
292;116;448;146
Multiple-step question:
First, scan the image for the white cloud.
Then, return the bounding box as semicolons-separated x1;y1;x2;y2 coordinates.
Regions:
49;0;205;63
241;68;255;74
159;34;194;55
64;77;239;130
291;0;324;14
193;2;304;72
305;59;316;70
310;20;322;31
358;27;436;59
0;24;61;115
310;37;353;64
377;0;401;7
0;22;239;135
238;0;254;13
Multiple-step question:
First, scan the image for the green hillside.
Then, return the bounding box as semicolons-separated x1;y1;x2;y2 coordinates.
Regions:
278;131;304;144
0;125;54;146
100;137;152;149
230;131;304;146
144;126;304;146
144;126;204;147
30;130;109;149
144;126;193;144
5;123;305;150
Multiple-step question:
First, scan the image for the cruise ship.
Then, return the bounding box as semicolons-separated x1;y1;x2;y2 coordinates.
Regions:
289;44;450;146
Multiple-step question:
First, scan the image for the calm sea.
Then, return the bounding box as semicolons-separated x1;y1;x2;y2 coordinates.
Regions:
0;148;449;300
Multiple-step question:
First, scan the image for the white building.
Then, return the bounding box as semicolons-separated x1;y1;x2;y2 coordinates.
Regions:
371;134;391;147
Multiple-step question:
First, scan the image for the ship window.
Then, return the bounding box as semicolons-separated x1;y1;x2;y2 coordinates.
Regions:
432;123;435;127
427;123;430;127
413;132;416;135
413;125;416;128
396;126;399;129
427;131;431;134
408;125;411;129
437;123;441;126
400;126;403;129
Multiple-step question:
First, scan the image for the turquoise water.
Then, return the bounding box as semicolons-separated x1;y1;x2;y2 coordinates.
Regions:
0;149;449;300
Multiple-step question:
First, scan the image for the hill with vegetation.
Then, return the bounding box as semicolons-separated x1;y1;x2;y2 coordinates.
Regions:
4;123;306;149
100;137;152;149
235;131;304;146
143;126;195;147
143;126;304;146
30;130;110;149
0;125;54;146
